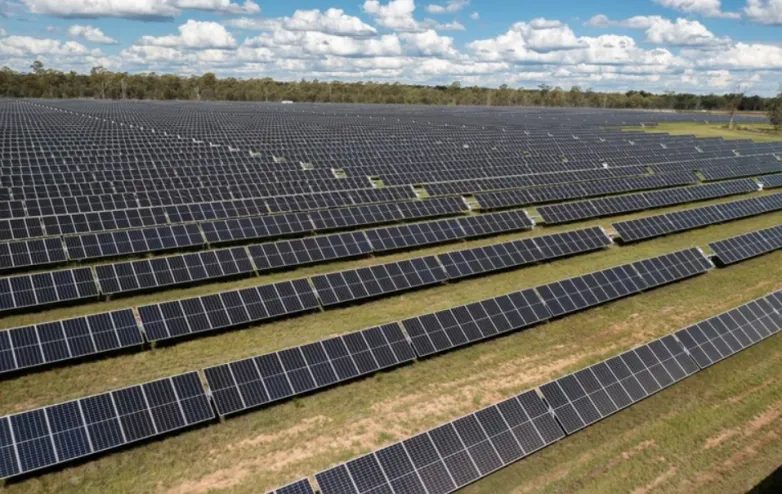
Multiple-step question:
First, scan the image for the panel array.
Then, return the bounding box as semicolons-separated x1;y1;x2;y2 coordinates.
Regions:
675;291;782;369
250;232;372;272
0;309;143;375
0;238;66;273
539;334;699;434
709;225;782;265
137;279;319;342
204;323;415;416
402;289;551;358
0;372;214;479
314;389;563;494
270;479;315;494
312;257;447;307
96;247;254;295
438;227;611;281
537;178;758;224
629;248;714;289
64;224;204;261
760;174;782;189
0;267;98;313
474;172;697;211
536;248;711;318
613;193;782;242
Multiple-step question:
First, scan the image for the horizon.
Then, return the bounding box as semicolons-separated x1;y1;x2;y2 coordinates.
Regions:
1;1;781;96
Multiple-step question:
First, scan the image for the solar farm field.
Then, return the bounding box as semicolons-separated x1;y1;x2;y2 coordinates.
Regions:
0;101;781;494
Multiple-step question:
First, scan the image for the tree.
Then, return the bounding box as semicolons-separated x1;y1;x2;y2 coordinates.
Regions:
727;83;748;130
90;66;110;99
769;87;782;130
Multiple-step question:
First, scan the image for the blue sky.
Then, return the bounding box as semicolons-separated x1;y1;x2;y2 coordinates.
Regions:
1;0;781;95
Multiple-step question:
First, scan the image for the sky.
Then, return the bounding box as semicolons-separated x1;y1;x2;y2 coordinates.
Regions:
1;0;781;95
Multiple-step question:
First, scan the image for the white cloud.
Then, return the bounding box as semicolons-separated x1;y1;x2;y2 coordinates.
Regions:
174;0;260;15
652;0;740;19
470;12;479;20
362;0;423;32
587;15;730;46
468;18;587;58
585;14;611;28
67;24;117;44
139;20;237;49
45;26;59;32
425;0;468;14
243;28;403;58
22;0;180;20
422;19;465;30
683;42;782;69
0;28;5;36
21;0;259;20
230;9;377;37
400;29;460;57
744;0;782;25
0;35;93;57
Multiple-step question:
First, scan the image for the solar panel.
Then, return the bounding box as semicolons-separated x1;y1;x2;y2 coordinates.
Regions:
538;179;758;225
201;213;313;244
437;227;611;281
311;256;447;307
250;232;372;272
204;323;415;416
0;218;44;241
709;225;782;265
629;248;713;289
396;197;469;219
535;263;647;318
674;292;782;369
760;174;782;189
64;224;205;261
0;309;143;376
366;220;464;252
270;479;315;494
309;204;402;231
539;334;698;434
0;238;67;272
457;210;534;237
402;288;551;357
95;247;254;295
0;267;98;313
613;193;782;242
0;371;214;480
137;278;319;342
314;389;563;494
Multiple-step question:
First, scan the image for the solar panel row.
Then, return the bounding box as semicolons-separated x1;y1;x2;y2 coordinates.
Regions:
0;184;417;220
307;290;781;494
0;372;214;479
0;196;468;243
759;173;782;189
709;225;782;265
613;192;782;242
699;162;782;181
0;267;98;314
0;309;143;375
537;178;758;224
204;323;416;416
0;244;699;378
95;210;534;295
406;248;711;357
474;172;697;211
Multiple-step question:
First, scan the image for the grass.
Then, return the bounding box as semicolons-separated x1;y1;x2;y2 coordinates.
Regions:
1;200;781;493
622;122;782;143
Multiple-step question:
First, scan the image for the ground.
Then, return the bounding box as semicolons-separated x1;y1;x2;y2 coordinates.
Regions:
1;181;781;493
622;122;782;143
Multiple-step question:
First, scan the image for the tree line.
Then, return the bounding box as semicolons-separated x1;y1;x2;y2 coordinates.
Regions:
0;61;777;113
